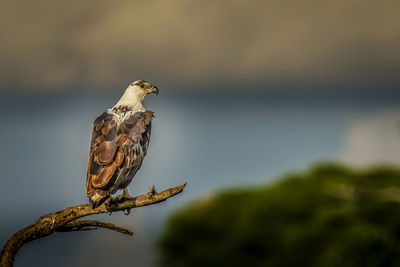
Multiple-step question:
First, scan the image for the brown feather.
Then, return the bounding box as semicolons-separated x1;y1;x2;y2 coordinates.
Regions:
86;110;153;205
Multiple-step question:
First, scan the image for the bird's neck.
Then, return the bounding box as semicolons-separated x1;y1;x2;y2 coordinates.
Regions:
114;90;145;113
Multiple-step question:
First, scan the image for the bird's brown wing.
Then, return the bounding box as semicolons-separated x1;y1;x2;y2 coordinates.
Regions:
111;110;153;191
86;111;120;200
86;110;154;205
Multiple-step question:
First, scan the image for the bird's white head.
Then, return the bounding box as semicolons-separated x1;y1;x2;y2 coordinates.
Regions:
114;80;158;110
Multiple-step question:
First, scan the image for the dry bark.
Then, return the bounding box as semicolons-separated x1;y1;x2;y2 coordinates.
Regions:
57;220;134;235
0;183;186;267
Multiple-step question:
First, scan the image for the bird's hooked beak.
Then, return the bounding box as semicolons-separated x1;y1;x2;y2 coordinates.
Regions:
145;86;159;95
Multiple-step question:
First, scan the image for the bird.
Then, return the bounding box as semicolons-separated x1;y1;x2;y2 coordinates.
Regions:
86;80;158;208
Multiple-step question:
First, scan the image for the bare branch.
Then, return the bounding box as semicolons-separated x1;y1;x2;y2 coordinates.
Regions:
57;220;133;236
0;183;186;267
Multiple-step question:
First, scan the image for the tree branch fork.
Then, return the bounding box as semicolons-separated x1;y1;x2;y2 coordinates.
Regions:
0;183;186;267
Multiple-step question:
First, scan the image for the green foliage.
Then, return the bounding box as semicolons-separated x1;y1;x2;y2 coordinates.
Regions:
159;164;400;267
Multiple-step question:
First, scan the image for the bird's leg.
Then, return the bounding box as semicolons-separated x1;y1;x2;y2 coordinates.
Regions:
122;188;136;200
116;188;136;201
105;196;116;215
119;188;134;215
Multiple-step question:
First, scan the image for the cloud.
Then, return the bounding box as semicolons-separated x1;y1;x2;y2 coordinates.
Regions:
1;0;399;90
340;109;400;166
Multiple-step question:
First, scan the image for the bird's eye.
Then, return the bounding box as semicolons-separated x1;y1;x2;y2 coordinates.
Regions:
140;83;144;88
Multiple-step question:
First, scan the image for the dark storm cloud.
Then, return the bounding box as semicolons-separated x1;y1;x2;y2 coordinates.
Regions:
0;0;399;91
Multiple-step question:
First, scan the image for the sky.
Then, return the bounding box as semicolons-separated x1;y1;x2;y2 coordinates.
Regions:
0;1;400;266
0;0;399;91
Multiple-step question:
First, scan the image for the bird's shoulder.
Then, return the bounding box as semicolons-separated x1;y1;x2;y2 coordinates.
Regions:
91;108;153;146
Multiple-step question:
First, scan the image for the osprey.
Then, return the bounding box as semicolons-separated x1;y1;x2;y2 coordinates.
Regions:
86;80;158;208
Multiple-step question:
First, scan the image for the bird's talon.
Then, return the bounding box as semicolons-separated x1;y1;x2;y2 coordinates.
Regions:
116;194;135;201
116;188;136;201
124;209;131;215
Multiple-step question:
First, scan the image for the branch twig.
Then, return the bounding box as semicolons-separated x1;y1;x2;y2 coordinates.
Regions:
57;219;133;236
0;183;186;267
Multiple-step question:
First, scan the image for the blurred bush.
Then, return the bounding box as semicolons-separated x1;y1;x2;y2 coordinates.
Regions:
159;164;400;267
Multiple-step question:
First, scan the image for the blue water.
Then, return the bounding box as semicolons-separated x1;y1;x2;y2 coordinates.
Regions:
0;89;398;266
